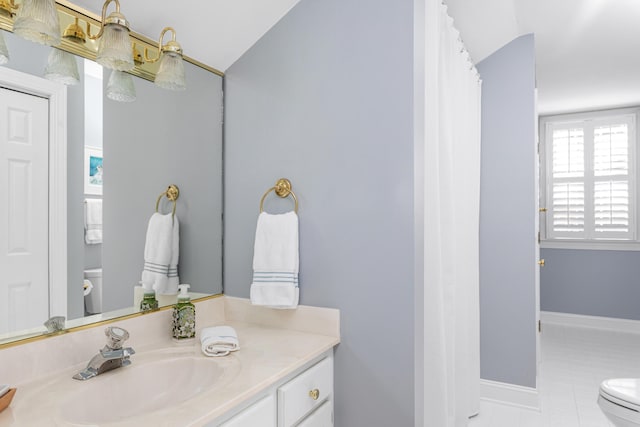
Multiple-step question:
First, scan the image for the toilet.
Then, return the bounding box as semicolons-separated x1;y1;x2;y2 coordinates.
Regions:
599;378;640;426
83;268;103;315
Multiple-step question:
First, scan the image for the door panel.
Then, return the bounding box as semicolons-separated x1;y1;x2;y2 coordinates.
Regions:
0;87;49;334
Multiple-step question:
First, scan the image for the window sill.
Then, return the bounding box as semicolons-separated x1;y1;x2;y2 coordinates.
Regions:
540;240;640;251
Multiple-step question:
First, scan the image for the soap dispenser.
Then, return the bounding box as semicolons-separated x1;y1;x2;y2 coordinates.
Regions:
140;288;158;312
172;284;195;339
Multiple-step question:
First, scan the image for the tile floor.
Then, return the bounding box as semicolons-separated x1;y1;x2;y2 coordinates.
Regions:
469;322;640;426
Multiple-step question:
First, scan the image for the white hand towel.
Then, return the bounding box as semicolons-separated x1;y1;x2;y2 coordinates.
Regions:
141;213;174;294
200;326;239;357
250;211;299;309
163;216;180;295
84;199;102;244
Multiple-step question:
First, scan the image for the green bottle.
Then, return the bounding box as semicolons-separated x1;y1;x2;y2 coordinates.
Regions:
172;284;195;339
140;288;159;312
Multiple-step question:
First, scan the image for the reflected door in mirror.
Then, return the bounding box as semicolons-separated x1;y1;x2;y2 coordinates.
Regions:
0;87;49;334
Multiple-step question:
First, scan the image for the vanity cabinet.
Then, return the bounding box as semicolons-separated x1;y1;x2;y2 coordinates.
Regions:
215;352;333;427
220;394;276;427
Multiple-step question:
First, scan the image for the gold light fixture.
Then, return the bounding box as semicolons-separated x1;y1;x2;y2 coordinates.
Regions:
62;17;87;44
144;27;186;91
88;0;134;71
13;0;61;46
0;0;17;18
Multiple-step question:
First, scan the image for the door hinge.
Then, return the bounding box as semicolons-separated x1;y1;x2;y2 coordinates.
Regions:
538;320;541;333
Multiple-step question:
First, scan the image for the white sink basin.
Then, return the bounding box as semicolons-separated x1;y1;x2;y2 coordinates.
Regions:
4;347;240;426
59;355;228;425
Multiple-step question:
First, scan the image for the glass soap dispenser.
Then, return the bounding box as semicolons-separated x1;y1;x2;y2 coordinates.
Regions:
140;288;158;312
172;284;195;340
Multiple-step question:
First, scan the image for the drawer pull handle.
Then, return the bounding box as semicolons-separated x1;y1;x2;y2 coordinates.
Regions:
309;388;320;400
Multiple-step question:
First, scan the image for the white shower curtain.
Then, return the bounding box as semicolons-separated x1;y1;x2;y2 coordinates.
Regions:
419;1;482;426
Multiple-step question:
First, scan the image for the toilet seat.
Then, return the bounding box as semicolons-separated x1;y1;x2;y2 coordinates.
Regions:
601;379;640;412
599;379;640;427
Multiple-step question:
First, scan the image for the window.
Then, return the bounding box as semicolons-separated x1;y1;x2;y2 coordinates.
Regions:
540;109;639;248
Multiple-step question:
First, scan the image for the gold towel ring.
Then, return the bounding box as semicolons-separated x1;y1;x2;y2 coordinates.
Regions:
155;184;180;217
259;178;298;213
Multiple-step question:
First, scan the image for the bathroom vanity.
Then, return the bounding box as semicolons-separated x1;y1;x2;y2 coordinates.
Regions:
0;296;340;426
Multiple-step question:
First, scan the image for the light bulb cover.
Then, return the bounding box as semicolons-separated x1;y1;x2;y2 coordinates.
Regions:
13;0;60;46
44;48;79;85
96;23;134;71
0;30;9;65
155;52;186;91
106;70;136;102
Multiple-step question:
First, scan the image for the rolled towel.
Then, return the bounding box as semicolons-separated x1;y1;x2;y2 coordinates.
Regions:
200;326;239;357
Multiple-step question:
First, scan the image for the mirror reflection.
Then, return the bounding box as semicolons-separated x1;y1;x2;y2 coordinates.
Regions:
0;30;223;344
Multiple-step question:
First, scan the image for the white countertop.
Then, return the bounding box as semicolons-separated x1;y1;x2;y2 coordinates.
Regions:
0;297;340;427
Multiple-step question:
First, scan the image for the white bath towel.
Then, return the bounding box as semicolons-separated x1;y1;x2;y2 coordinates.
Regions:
200;326;239;357
250;211;299;309
163;216;180;295
141;213;174;294
84;199;102;244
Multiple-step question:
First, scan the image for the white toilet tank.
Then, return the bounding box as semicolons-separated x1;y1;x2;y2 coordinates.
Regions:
84;268;103;314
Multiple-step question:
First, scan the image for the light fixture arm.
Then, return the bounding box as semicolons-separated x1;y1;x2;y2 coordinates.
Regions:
87;0;128;41
144;27;182;63
0;0;17;18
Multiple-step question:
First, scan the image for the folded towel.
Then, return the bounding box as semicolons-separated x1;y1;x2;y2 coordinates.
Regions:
200;326;239;357
84;199;102;244
163;216;180;295
250;211;299;309
141;213;174;294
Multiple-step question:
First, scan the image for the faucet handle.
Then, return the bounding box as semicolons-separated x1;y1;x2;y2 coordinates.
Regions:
104;326;130;349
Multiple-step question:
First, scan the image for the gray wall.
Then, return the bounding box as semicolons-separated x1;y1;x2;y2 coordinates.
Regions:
102;63;223;312
1;33;86;320
477;34;537;388
223;0;415;425
541;248;640;319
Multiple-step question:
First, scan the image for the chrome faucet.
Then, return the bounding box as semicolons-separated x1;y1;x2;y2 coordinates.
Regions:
73;326;135;381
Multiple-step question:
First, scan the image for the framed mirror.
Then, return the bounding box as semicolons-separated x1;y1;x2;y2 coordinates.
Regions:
0;29;223;345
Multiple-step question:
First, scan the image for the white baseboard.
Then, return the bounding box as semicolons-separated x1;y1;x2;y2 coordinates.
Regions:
480;379;540;411
541;311;640;334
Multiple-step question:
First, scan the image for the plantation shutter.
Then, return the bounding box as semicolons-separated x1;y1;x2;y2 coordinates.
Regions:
546;114;635;241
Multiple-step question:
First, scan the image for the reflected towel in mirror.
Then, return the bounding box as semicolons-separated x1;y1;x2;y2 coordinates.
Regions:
141;213;179;294
84;198;102;244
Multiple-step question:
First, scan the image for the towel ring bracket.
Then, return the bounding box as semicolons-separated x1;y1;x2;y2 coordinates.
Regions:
259;178;298;213
155;184;180;217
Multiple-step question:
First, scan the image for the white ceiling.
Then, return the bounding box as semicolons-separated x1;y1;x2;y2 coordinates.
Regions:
71;0;301;72
446;0;640;115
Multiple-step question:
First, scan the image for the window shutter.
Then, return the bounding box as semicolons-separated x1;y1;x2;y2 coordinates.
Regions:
545;113;636;242
593;122;631;238
549;126;586;238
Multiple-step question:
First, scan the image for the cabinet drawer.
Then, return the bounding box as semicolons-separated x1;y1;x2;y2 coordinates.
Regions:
220;394;276;427
278;356;333;427
297;401;333;427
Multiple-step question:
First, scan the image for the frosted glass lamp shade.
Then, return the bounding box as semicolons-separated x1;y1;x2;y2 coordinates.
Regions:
155;52;186;91
106;70;136;102
0;31;9;65
44;49;79;85
96;24;134;71
13;0;61;46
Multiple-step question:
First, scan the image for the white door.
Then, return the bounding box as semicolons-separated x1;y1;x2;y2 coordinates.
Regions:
0;87;50;334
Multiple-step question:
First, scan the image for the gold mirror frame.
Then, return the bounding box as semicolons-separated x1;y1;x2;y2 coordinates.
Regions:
0;0;223;82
